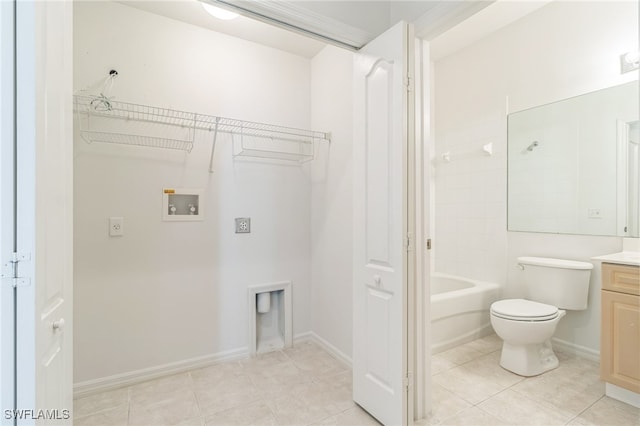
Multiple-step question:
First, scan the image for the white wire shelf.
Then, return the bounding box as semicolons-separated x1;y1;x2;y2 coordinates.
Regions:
80;131;194;152
233;134;314;163
74;95;330;167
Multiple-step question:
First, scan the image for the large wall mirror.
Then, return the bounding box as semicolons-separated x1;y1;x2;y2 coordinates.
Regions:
508;81;639;237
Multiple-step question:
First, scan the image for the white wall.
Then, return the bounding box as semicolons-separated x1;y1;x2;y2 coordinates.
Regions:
433;1;638;353
74;1;314;383
309;46;354;360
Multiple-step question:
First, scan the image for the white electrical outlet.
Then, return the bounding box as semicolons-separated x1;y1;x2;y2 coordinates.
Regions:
235;218;251;233
587;209;602;219
109;217;124;236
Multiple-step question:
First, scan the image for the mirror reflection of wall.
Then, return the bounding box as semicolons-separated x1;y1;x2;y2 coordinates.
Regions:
625;120;639;236
508;80;639;237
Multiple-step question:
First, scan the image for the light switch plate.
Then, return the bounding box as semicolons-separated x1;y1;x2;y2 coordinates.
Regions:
235;218;250;233
110;217;124;236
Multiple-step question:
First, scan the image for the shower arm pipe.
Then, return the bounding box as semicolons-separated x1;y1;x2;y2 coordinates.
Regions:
526;141;539;151
208;117;220;173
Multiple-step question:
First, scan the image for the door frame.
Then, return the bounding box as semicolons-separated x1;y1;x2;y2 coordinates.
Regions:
0;0;17;420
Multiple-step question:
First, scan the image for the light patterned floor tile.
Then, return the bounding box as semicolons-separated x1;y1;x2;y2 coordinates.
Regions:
266;392;336;425
129;373;194;408
130;390;201;426
477;389;574;425
72;336;639;426
433;352;523;404
438;406;510;426
314;406;381;425
463;333;502;355
570;396;640;426
291;351;349;379
437;344;486;366
74;404;129;426
204;400;277;426
426;383;472;425
431;354;458;375
74;388;129;418
510;355;604;418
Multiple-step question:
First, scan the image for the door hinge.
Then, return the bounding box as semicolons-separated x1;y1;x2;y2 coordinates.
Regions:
427;238;432;250
405;233;414;252
403;372;413;392
404;75;413;92
1;252;31;288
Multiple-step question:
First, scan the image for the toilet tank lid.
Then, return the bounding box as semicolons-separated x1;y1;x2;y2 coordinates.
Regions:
517;256;593;270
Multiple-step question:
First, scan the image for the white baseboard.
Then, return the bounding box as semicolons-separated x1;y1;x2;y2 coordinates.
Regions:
302;331;352;368
552;337;600;362
606;383;640;408
73;346;248;399
74;331;353;399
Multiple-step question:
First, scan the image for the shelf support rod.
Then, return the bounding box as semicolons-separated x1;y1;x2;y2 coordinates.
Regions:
209;117;220;173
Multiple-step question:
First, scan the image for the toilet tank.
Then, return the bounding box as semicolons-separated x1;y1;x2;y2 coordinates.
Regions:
518;256;593;310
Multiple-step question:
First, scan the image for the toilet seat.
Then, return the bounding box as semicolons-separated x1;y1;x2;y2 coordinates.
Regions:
491;299;559;321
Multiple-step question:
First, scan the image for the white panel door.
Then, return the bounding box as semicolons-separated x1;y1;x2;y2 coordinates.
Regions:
15;0;73;422
353;21;414;426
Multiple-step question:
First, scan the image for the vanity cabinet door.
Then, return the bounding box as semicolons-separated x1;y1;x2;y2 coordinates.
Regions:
601;289;640;393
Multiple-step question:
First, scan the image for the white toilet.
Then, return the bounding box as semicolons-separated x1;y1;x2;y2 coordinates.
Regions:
490;256;593;376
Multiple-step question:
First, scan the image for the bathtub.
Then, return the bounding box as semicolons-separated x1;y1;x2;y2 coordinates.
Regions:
431;273;500;354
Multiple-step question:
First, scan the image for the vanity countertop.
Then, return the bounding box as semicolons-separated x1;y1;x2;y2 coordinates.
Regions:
592;252;640;267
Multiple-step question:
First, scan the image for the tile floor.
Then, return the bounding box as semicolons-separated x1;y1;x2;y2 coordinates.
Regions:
74;335;640;426
73;341;377;426
425;334;639;426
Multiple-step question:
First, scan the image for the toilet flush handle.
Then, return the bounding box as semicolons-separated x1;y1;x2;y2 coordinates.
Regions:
517;263;525;270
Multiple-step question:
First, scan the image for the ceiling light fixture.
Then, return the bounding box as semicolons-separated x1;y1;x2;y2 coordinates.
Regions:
201;2;239;20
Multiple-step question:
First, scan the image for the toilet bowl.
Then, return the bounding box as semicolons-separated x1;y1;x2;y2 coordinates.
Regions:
490;257;592;377
490;299;566;376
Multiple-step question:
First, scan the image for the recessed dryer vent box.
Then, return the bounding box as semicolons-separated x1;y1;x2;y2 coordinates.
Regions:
162;188;204;221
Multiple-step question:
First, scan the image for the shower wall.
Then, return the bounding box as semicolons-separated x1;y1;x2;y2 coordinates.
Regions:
74;1;314;385
432;1;637;354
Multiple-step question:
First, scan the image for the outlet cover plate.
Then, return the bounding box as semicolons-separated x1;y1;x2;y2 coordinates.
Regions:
235;217;251;233
109;217;124;237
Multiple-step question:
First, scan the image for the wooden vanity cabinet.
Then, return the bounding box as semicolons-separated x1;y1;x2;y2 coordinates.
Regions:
600;262;640;393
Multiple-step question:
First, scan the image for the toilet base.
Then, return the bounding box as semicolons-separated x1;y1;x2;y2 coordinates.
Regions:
499;339;559;377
